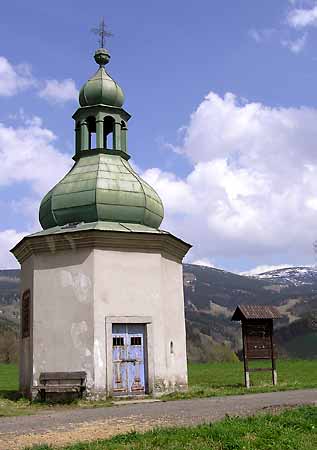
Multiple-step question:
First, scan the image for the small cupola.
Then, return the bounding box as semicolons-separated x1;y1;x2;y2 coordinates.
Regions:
79;48;124;108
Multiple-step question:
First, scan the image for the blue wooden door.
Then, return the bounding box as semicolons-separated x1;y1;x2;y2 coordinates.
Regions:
112;324;145;395
112;324;128;394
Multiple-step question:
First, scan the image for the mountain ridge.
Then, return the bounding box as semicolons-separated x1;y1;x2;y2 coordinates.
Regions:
1;264;316;362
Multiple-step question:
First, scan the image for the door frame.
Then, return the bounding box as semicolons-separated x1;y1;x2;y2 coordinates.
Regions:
105;316;153;396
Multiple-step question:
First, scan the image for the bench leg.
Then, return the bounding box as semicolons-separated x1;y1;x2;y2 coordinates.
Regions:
40;388;46;402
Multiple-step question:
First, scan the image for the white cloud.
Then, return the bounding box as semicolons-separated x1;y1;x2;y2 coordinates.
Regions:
0;57;35;96
38;79;78;104
0;62;77;269
0;116;72;268
0;116;71;195
0;229;28;268
247;3;315;54
191;258;215;268
143;91;317;269
240;264;295;276
0;56;78;103
281;33;307;53
10;197;41;226
287;4;317;28
143;168;196;215
248;28;275;43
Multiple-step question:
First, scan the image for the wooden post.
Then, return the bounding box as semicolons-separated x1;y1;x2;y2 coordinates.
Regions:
270;320;277;386
242;324;250;388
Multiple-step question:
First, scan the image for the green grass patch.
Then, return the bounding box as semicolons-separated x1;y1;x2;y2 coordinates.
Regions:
0;363;30;417
25;405;317;450
1;360;316;416
0;362;18;391
0;363;112;416
163;359;317;400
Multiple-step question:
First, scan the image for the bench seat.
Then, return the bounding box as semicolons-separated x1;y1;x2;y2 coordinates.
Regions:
38;371;86;401
38;385;82;392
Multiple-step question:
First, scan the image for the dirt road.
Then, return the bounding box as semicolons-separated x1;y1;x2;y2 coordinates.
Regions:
0;389;316;449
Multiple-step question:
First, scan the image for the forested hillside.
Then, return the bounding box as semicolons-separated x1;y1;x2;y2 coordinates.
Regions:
1;265;316;362
0;270;21;363
184;264;317;360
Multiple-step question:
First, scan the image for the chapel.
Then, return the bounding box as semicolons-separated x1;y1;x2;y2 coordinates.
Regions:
11;39;191;399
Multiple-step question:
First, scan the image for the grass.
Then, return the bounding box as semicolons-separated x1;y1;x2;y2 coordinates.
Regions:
0;363;112;417
0;360;316;416
162;359;317;400
0;363;31;416
0;362;18;391
24;405;317;450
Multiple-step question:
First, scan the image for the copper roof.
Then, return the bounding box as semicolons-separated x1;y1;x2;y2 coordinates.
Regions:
231;305;282;321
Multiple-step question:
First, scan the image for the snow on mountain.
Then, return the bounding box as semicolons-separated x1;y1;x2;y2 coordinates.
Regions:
254;266;317;287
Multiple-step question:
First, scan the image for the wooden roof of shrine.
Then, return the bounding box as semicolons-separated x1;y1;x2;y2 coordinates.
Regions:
231;305;282;321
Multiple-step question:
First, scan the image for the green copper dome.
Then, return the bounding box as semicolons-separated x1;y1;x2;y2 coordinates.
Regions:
39;153;164;229
79;49;124;107
39;45;164;230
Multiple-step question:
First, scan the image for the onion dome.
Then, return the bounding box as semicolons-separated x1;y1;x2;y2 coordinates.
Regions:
79;48;124;107
39;153;164;229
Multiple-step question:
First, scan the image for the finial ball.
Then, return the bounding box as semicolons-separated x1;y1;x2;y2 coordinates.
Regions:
94;48;110;66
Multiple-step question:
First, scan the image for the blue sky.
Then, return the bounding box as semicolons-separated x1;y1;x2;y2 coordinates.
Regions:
2;0;317;273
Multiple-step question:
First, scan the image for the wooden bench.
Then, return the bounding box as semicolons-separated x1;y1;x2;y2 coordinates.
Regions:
38;371;86;401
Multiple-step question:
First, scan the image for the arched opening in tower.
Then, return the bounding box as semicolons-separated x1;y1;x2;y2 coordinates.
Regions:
104;116;115;150
121;120;127;152
87;116;97;150
75;121;81;154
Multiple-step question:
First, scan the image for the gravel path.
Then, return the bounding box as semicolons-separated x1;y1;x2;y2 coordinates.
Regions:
0;389;316;449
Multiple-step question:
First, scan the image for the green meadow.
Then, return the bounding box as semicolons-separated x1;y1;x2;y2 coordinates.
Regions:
163;359;317;399
0;362;18;392
0;360;316;416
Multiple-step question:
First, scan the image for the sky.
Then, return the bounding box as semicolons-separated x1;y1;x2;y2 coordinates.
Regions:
2;0;317;273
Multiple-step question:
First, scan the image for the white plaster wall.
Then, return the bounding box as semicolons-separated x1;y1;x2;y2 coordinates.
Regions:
20;243;187;397
93;248;187;393
20;256;34;395
32;249;94;387
161;257;188;388
93;249;161;391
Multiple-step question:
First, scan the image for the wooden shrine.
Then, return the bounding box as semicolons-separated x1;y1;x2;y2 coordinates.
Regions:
231;305;281;388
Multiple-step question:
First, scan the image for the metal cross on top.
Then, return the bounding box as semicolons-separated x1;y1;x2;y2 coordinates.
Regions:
92;17;113;49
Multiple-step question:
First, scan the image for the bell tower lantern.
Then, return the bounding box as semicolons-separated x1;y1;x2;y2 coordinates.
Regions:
75;47;127;156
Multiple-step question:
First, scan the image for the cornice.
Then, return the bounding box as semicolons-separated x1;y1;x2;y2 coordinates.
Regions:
72;104;131;122
11;229;191;265
72;148;130;161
